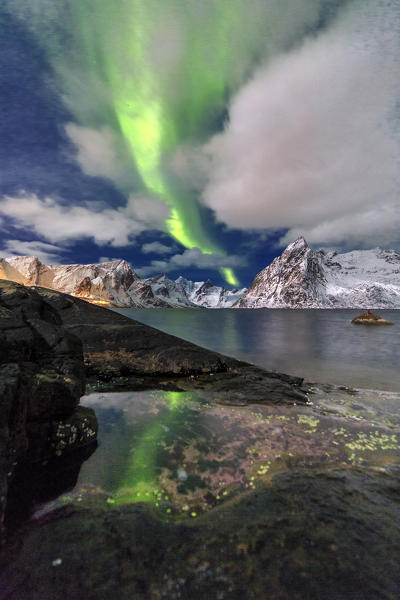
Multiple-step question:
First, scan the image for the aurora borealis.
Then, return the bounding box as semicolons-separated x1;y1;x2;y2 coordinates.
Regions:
1;0;399;282
8;0;280;284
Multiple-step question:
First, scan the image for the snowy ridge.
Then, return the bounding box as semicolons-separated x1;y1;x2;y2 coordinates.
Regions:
0;256;170;307
235;238;400;309
145;274;247;308
2;240;398;309
0;256;246;308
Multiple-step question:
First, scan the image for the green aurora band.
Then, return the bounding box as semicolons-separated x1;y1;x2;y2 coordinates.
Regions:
70;0;274;285
10;0;333;284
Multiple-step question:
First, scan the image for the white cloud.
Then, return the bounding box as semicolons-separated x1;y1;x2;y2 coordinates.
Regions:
201;0;400;249
125;195;170;224
141;241;175;255
1;240;65;264
98;256;123;264
65;123;126;182
137;247;245;276
280;203;400;250
0;193;170;247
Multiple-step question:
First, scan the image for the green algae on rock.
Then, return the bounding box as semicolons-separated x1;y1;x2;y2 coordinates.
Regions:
38;386;399;522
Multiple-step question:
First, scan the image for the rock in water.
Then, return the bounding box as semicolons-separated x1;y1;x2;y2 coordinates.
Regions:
351;310;393;325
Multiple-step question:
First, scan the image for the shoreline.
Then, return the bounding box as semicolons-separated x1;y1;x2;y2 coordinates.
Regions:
1;280;399;600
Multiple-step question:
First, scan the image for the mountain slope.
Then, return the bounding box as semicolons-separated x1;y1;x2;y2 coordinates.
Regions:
0;256;246;308
144;274;247;308
235;238;400;309
0;256;171;308
174;276;247;308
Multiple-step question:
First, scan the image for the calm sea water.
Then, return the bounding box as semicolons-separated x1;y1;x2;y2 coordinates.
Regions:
115;308;400;392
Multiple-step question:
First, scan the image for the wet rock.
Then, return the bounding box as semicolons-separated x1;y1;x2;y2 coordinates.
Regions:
34;286;233;377
0;281;95;539
351;311;393;325
33;286;308;404
1;467;399;600
191;366;308;405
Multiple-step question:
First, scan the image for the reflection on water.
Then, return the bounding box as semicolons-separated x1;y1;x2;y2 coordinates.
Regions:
115;308;400;391
110;391;198;505
47;387;399;520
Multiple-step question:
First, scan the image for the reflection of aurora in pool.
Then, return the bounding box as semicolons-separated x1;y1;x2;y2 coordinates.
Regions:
113;391;195;506
69;388;400;519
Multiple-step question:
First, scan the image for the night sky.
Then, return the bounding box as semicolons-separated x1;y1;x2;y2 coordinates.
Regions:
1;1;399;287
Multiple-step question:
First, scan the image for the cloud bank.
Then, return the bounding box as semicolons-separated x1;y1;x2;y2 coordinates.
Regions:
0;193;170;247
141;242;175;255
201;0;400;249
1;240;65;264
137;247;245;277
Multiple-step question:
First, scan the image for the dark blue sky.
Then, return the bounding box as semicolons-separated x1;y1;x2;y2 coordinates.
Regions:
0;5;286;286
1;1;398;286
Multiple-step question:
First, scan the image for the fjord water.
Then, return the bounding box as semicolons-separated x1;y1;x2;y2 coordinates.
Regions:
116;308;400;392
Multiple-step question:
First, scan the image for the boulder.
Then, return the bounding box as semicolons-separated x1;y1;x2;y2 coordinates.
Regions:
351;310;393;325
0;281;96;539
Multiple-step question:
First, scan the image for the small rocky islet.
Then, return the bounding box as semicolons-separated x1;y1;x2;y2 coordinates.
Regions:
351;309;394;325
0;280;399;600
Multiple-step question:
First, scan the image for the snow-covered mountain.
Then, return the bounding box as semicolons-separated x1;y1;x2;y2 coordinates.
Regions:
144;274;246;308
0;256;246;308
144;274;193;307
3;240;398;309
175;277;247;308
0;256;169;308
235;237;400;309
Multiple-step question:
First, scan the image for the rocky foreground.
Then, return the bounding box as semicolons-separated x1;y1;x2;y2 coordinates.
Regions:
0;281;98;539
2;467;400;600
0;280;307;537
1;281;399;600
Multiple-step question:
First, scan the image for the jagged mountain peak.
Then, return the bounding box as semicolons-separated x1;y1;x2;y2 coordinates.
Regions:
284;236;309;251
0;255;246;308
235;239;400;309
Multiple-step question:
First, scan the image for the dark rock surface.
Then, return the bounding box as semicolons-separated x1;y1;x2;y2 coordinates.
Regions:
33;286;309;404
34;286;231;377
0;279;308;536
0;281;97;537
1;281;399;599
1;467;399;600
